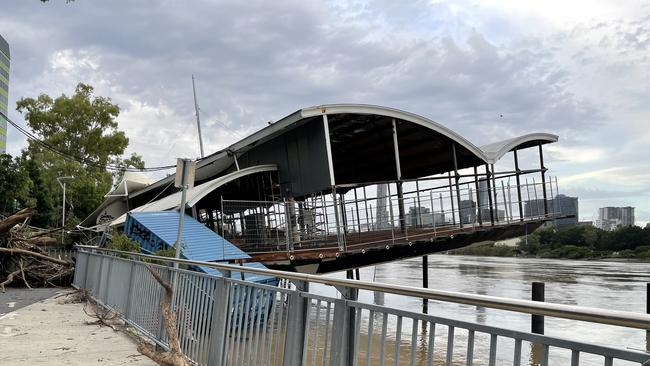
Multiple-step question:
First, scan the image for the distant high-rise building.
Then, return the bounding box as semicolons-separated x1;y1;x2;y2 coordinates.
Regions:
596;206;635;231
553;194;578;229
0;34;9;153
524;194;578;229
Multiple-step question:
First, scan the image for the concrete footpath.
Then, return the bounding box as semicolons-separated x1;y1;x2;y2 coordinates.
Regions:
0;289;157;365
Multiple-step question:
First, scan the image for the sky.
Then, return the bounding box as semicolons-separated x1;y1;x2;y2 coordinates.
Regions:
1;0;649;225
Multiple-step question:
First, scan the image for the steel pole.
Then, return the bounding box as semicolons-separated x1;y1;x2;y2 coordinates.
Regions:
62;182;66;243
174;160;190;269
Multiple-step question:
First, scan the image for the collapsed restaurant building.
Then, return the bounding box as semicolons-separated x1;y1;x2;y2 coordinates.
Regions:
81;104;561;273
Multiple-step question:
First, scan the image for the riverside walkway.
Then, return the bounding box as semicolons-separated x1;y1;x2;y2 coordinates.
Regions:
0;288;155;366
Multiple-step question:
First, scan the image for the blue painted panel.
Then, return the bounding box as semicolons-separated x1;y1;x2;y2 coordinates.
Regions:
126;211;249;261
124;211;276;284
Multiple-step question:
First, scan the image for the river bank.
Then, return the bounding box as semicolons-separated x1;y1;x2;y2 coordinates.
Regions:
448;242;650;261
449;224;650;260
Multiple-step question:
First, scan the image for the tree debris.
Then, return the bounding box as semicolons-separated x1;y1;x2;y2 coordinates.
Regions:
0;209;75;292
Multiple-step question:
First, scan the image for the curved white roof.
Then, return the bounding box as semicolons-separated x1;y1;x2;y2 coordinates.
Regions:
300;104;488;162
109;164;278;226
480;133;559;164
128;104;559;200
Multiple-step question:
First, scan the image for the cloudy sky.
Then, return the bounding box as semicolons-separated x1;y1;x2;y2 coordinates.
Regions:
1;0;649;224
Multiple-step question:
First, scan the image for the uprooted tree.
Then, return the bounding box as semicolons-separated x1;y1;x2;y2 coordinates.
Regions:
0;208;75;292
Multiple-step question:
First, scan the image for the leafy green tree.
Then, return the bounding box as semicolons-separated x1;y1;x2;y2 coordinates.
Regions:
16;83;143;227
0;154;34;214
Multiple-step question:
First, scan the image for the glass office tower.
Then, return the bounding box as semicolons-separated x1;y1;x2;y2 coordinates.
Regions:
0;34;9;153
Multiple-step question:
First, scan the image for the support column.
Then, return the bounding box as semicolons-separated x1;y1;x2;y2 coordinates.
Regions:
485;164;495;225
397;182;406;232
491;163;499;223
422;255;429;314
514;149;524;222
447;172;456;225
473;166;483;227
392;119;406;232
452;144;463;228
539;144;549;216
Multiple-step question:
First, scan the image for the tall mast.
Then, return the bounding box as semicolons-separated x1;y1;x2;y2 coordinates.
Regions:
192;75;205;158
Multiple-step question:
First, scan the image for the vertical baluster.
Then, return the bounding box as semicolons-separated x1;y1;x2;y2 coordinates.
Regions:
321;302;332;366
426;322;436;366
446;326;455;366
570;350;580;366
365;310;375;366
540;344;549;366
265;288;278;366
379;313;388;366
273;290;287;366
312;299;322;366
465;330;474;366
513;339;522;366
410;319;418;366
352;307;362;366
245;287;260;365
301;299;314;366
394;316;403;366
488;334;497;366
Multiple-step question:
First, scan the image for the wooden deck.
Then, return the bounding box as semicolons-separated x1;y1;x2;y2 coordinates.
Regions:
239;218;551;273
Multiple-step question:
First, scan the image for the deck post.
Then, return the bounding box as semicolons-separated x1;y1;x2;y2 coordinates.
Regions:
452;143;463;228
332;187;344;252
473;166;483;227
397;181;406;232
447;172;456;225
391;119;406;233
539;143;549;216
514;149;524;221
491;163;499;223
647;283;649;353
353;189;362;233
422;255;429;314
416;180;422;226
485;164;495;225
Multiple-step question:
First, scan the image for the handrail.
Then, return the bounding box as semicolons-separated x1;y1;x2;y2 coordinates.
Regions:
76;245;650;330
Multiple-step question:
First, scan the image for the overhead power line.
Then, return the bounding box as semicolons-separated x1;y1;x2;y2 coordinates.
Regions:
1;110;189;172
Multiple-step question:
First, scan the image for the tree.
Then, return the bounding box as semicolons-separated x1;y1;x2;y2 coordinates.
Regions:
16;83;143;228
0;154;34;215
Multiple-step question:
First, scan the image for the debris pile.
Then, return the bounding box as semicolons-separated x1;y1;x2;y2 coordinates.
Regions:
0;208;75;292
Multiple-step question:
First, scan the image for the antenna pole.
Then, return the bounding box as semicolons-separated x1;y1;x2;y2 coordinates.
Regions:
192;75;205;158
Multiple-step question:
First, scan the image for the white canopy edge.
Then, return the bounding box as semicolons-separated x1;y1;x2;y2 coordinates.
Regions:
109;164;278;227
480;133;559;164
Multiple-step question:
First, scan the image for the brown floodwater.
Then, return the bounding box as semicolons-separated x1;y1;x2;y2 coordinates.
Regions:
306;255;650;365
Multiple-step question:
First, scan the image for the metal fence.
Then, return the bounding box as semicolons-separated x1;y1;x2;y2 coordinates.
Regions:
73;246;650;366
217;176;561;254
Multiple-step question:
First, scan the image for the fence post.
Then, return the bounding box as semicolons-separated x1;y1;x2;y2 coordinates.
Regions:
283;280;310;366
329;286;359;366
646;283;649;353
531;282;545;334
124;260;137;318
207;277;232;365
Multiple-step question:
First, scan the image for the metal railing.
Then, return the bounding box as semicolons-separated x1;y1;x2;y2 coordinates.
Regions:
217;176;561;254
74;246;650;366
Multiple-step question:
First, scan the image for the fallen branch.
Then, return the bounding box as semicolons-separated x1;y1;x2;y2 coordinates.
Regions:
0;268;21;292
137;264;189;366
0;208;33;235
18;260;31;289
0;247;73;266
